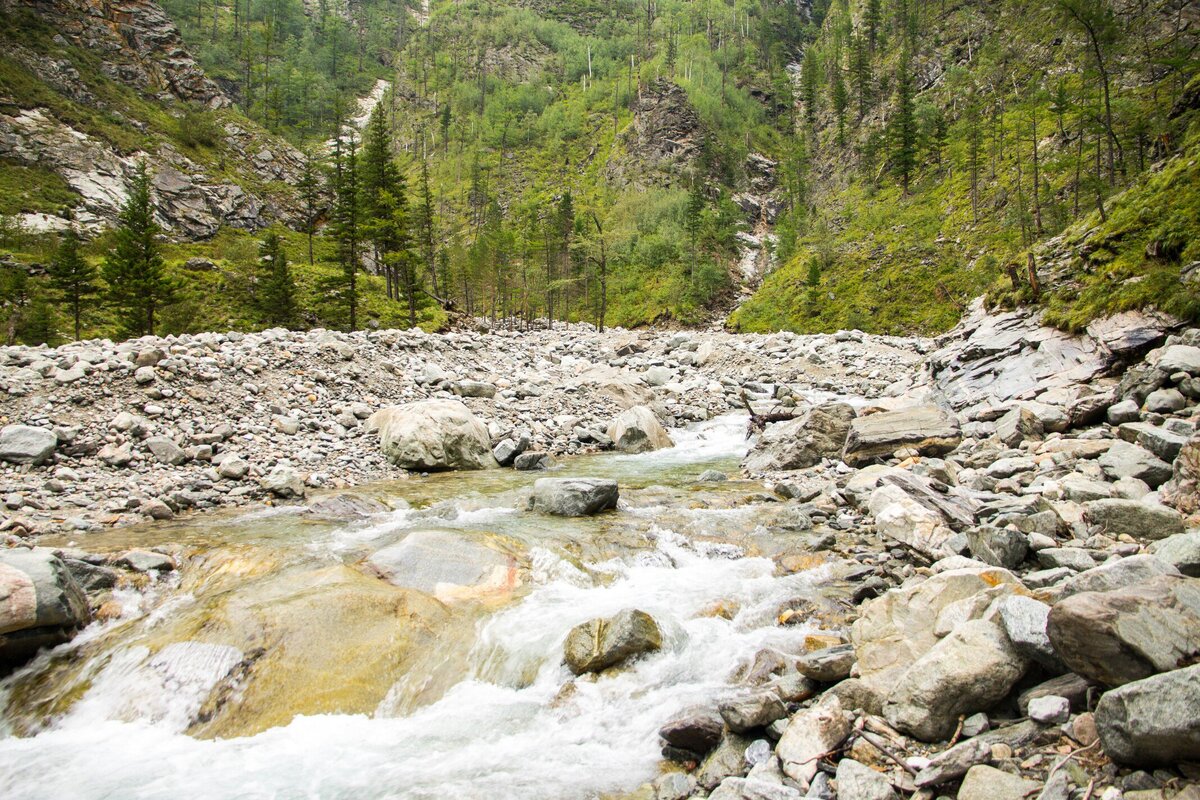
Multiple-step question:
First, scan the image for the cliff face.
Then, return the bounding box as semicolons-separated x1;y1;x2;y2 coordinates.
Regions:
0;0;304;238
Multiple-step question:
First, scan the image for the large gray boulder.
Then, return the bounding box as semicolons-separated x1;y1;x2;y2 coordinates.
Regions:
1099;441;1173;488
842;406;961;466
742;403;856;472
1083;499;1185;540
1163;432;1200;515
367;400;497;471
606;405;674;453
0;425;57;465
1047;574;1200;686
0;548;91;666
529;478;619;516
563;608;661;675
1095;663;1200;765
777;694;851;787
366;529;514;603
1156;344;1200;375
867;484;957;560
1150;532;1200;577
1059;554;1180;598
883;619;1029;742
956;765;1042;800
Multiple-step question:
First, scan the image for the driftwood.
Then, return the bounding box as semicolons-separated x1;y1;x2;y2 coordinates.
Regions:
739;390;801;439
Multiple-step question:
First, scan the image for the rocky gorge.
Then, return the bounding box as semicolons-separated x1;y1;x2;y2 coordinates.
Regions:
1;301;1199;800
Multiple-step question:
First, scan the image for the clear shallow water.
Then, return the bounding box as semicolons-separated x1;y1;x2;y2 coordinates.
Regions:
0;414;839;800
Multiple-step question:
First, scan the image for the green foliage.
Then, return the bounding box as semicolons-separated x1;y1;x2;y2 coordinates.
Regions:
256;231;298;327
47;228;99;340
0;160;79;217
102;164;178;336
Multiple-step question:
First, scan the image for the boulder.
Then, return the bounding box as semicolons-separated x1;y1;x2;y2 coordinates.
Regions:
0;425;57;465
867;484;957;560
1047;574;1200;686
0;548;90;666
742;403;856;472
967;526;1029;569
835;758;898;800
606;405;674;454
366;530;515;603
260;465;306;499
1099;441;1173;489
1095;663;1200;765
529;478;619;516
709;777;803;800
1156;344;1200;375
718;691;787;733
995;406;1043;448
883;619;1029;742
996;594;1062;670
563;608;662;675
1162;432;1200;514
1059;554;1180;597
776;694;851;787
850;567;1023;697
305;493;389;520
660;708;724;760
367;400;497;471
842;406;962;466
1143;388;1186;414
1082;499;1185;540
145;436;187;466
796;644;856;682
1149;532;1200;577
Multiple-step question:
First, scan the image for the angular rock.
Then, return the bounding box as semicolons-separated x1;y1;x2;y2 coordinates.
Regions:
530;478;619;516
835;758;897;800
261;465;305;498
1149;532;1200;577
1059;554;1180;598
843;406;962;467
967;526;1029;569
145;436;187;466
606;405;674;454
776;694;851;787
660;708;724;760
914;739;991;788
563;608;661;675
796;644;856;682
996;594;1062;670
1156;344;1200;375
1083;499;1185;540
718;691;787;733
1028;695;1070;724
367;400;497;471
1099;441;1173;489
305;493;389;520
513;451;554;471
868;484;957;560
0;425;57;465
995;406;1044;448
884;619;1029;741
1095;663;1200;765
956;765;1041;800
709;777;803;800
742;403;855;472
1047;574;1200;686
1162;432;1200;514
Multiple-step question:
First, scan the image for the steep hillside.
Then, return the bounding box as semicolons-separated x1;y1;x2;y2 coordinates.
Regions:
730;0;1200;335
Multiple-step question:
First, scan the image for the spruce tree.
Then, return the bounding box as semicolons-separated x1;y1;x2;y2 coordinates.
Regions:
257;232;297;327
891;50;917;193
415;154;440;301
48;228;98;340
297;153;321;265
103;163;176;336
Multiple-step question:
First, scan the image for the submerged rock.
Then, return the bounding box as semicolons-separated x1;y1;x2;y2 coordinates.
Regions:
563;608;662;675
529;478;619;516
367;400;497;471
366;530;515;603
0;547;90;667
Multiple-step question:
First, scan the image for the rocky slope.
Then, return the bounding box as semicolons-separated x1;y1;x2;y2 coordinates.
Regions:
0;0;304;236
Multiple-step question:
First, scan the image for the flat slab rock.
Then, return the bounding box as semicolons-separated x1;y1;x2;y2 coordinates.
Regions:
843;406;962;466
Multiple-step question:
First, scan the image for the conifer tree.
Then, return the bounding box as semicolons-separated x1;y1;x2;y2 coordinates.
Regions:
297;153;321;265
257;232;297;327
331;136;361;330
102;163;176;336
890;49;917;193
414;154;441;301
48;228;98;340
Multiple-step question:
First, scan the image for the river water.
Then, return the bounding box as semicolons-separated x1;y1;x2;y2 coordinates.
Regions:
0;415;846;800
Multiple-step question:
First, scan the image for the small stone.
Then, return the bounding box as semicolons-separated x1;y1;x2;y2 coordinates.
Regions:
134;366;156;384
1028;695;1070;724
956;765;1040;800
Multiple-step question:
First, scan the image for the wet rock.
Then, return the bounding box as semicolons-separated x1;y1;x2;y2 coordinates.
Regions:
0;547;90;635
530;478;619;516
606;405;674;454
1083;499;1185;539
957;765;1041;800
1047;574;1200;686
842;406;962;466
366;530;513;603
513;451;554;471
742;403;856;472
718;691;787;733
777;694;851;787
660;708;724;760
699;469;728;482
697;732;753;791
563;608;662;675
883;619;1029;742
796;643;856;682
0;425;57;465
657;710;720;762
368;400;497;471
305;493;388;520
492;438;525;466
260;465;305;499
113;550;175;572
835;758;897;800
1095;663;1200;765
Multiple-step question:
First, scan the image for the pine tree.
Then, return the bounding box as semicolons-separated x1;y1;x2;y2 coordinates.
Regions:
864;0;883;53
801;46;820;132
257;232;297;327
47;228;98;340
297;153;321;265
685;179;705;282
331;137;361;330
829;57;848;146
850;31;872;121
415;154;441;302
103;163;176;336
890;49;917;193
360;106;405;301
